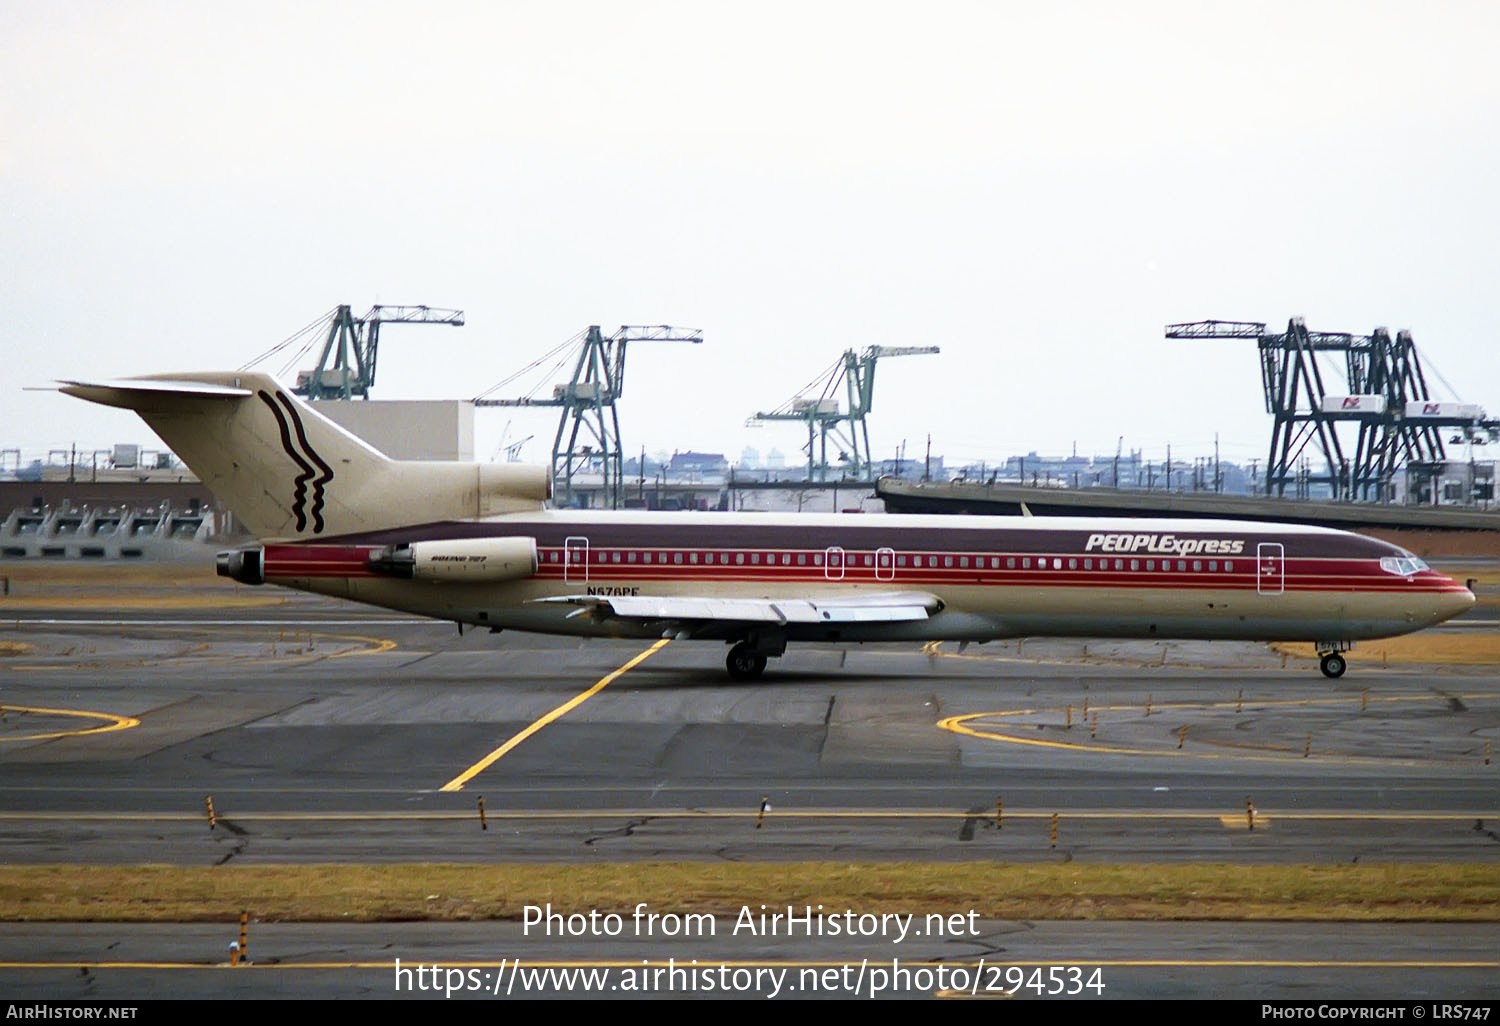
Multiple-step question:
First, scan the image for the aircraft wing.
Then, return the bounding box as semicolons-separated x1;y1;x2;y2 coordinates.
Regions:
536;591;941;626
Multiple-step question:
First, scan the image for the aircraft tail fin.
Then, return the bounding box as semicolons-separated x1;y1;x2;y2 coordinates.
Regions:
60;372;550;541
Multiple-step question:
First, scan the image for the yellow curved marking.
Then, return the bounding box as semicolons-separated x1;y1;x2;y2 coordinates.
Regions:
0;704;140;743
440;638;671;792
938;687;1500;766
10;629;396;672
319;633;399;658
940;711;1412;765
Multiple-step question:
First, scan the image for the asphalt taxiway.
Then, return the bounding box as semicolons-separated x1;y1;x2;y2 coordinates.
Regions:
2;599;1497;863
2;591;1497;999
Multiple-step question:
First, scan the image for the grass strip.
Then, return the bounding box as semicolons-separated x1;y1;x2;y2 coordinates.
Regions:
3;863;1498;923
1274;634;1500;666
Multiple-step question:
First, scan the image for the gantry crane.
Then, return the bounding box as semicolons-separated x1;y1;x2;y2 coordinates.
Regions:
1167;318;1496;501
241;304;466;400
473;324;702;507
241;304;467;400
751;345;939;480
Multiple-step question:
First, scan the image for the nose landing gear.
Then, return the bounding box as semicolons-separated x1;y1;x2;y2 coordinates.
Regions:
1318;652;1347;679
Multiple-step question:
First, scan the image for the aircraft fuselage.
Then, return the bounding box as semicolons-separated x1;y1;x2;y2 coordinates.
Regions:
249;510;1474;651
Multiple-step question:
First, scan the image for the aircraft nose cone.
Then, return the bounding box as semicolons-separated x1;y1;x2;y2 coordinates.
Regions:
1428;576;1476;624
1434;582;1476;624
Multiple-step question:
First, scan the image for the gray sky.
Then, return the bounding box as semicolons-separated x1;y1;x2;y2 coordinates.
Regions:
5;0;1497;470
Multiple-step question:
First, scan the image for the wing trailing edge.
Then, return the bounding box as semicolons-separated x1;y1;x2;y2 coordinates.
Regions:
535;591;941;626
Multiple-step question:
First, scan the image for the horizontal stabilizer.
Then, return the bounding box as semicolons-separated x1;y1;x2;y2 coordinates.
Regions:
57;378;255;407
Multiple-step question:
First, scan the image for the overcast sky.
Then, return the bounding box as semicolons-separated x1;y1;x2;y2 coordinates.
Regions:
4;1;1497;471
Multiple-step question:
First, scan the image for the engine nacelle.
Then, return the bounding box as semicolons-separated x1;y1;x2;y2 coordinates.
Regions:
216;547;265;585
368;537;538;582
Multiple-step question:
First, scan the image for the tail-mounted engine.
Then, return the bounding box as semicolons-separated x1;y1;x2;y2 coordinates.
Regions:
216;547;265;585
368;536;538;583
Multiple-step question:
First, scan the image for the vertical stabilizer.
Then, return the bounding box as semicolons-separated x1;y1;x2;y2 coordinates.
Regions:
60;372;549;540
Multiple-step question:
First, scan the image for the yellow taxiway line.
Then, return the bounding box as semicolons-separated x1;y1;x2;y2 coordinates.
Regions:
938;688;1500;767
9;629;397;673
439;639;671;792
0;704;140;743
0;808;1492;823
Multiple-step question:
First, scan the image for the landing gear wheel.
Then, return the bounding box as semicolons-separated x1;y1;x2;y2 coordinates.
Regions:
726;643;768;680
1319;652;1347;679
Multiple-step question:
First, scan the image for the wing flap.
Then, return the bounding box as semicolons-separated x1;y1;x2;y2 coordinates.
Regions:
535;591;939;625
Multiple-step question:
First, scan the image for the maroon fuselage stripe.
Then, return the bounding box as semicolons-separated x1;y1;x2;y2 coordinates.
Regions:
259;543;1464;594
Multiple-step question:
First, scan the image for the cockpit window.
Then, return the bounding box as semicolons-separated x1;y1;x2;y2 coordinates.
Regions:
1379;555;1428;576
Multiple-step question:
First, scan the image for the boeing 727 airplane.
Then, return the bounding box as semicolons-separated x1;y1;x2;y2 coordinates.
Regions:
61;373;1475;679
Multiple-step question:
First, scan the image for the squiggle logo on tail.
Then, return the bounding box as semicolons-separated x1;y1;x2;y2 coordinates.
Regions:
258;390;335;533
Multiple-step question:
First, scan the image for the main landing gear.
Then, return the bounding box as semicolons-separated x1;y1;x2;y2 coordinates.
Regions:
1318;652;1347;679
726;642;768;680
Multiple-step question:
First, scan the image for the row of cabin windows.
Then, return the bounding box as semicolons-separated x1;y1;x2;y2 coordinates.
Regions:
542;550;1235;574
551;550;815;566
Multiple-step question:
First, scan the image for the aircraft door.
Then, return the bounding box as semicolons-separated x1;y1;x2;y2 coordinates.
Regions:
565;536;589;584
876;547;895;581
825;546;845;580
1256;542;1283;595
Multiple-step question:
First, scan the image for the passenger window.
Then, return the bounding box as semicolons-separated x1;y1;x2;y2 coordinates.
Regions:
783;554;791;566
1130;559;1139;571
959;556;969;568
1114;559;1123;570
1084;558;1092;570
735;553;744;565
1209;561;1217;572
627;551;637;563
1225;560;1234;572
797;554;807;565
1022;558;1031;569
897;556;906;567
672;553;682;564
751;553;760;564
944;556;953;568
864;554;873;567
1007;557;1016;569
929;556;938;568
814;553;823;566
1053;558;1062;570
1193;560;1202;572
689;552;698;564
1146;560;1155;571
1068;559;1077;570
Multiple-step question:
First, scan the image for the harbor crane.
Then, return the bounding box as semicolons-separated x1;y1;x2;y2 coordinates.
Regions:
751;345;939;481
474;325;703;508
240;304;466;401
1167;318;1496;501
